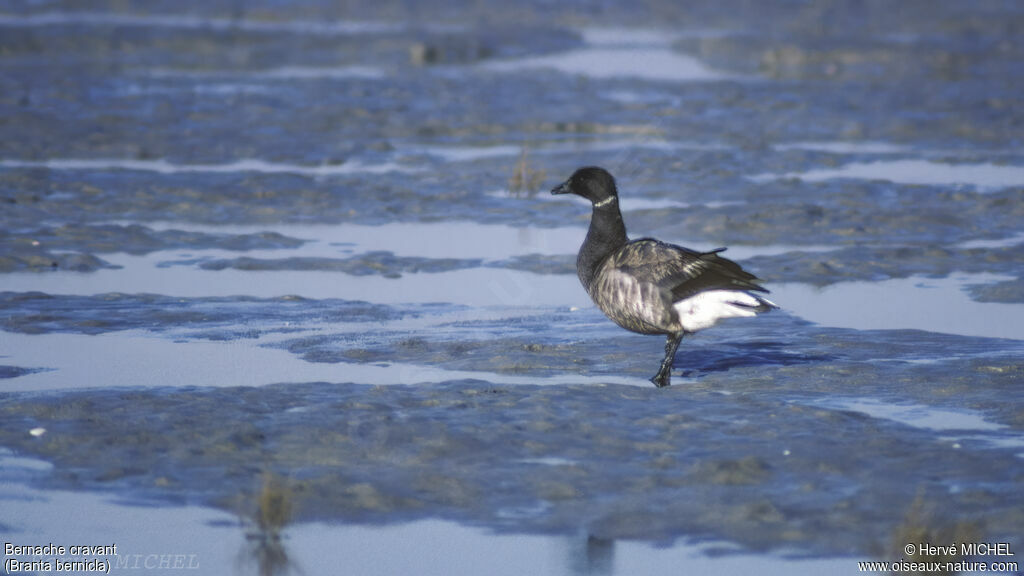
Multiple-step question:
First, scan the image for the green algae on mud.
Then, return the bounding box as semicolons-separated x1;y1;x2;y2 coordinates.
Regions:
967;277;1024;304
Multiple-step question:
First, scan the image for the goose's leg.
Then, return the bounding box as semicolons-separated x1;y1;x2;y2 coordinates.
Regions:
650;333;683;388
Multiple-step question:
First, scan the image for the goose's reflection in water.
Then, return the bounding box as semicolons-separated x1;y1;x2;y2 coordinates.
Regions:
568;534;614;575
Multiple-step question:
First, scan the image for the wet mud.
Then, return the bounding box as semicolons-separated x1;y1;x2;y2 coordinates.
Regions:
0;223;305;272
0;292;423;337
2;370;1022;557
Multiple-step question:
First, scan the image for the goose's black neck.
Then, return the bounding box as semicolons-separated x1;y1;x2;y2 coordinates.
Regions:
577;198;628;291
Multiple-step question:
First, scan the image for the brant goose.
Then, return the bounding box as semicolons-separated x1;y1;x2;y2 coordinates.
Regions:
551;166;777;387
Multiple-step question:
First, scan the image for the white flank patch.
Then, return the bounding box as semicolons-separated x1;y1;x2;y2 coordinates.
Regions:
674;290;763;332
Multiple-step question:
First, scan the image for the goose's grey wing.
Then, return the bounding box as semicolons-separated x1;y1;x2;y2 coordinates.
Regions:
610;239;769;304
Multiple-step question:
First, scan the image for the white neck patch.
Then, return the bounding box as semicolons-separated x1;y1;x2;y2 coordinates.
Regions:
593;196;617;208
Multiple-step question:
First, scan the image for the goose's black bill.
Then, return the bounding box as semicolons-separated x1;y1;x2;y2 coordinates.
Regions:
551;181;570;195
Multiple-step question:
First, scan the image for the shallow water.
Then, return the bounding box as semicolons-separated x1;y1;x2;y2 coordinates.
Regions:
774;273;1024;340
2;1;1023;574
482;25;734;82
751;159;1024;190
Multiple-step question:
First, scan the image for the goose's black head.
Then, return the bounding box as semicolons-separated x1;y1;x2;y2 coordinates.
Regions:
551;166;618;207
